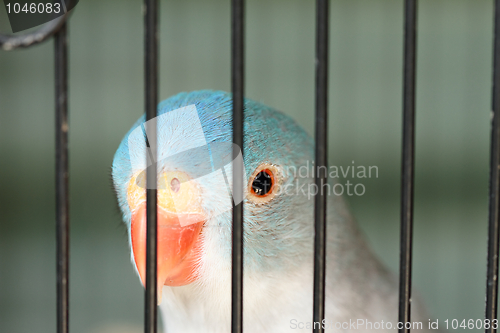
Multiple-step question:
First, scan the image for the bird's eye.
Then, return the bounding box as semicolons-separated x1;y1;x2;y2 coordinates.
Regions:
248;164;280;203
251;169;274;196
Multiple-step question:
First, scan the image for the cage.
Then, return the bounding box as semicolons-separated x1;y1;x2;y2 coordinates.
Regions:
0;0;497;332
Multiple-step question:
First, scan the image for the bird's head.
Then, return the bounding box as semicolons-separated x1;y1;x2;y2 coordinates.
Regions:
112;90;314;303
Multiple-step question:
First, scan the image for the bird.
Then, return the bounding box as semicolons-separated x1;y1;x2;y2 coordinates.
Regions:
112;90;434;333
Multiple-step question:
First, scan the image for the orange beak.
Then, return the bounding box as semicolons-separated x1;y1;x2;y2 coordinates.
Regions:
128;171;205;304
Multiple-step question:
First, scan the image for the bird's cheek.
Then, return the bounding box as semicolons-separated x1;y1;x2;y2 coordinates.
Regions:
130;203;204;302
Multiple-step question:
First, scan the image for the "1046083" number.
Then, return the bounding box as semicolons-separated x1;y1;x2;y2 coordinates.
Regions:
6;2;62;14
444;319;498;330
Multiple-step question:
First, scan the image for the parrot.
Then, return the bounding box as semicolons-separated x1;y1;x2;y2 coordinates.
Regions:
112;90;434;333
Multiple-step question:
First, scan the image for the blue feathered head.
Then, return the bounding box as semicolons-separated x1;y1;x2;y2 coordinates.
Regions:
112;90;314;299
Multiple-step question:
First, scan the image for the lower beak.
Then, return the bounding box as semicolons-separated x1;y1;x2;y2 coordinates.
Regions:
131;203;204;304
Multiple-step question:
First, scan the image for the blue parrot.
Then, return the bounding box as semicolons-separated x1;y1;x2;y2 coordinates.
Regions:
112;90;433;332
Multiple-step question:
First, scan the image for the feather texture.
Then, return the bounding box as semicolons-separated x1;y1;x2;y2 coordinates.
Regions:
112;90;433;332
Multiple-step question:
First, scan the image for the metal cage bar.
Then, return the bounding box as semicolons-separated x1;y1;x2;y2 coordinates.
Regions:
0;17;67;50
231;0;245;332
144;0;159;332
55;21;70;333
485;0;500;331
7;2;500;333
0;13;71;333
313;0;329;333
399;0;418;332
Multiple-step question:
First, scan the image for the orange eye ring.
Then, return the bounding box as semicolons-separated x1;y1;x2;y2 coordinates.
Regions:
250;168;275;197
248;164;280;204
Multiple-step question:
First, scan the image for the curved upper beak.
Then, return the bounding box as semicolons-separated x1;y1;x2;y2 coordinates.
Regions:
128;171;205;304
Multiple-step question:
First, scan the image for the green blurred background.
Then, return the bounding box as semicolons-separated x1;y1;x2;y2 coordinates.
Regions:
0;0;493;332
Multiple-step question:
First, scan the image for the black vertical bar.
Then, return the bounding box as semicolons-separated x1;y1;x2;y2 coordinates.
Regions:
231;0;244;332
485;1;500;331
399;1;417;332
313;0;329;333
55;21;69;333
144;0;158;332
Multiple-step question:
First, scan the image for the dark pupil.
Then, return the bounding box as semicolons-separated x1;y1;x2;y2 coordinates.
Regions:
252;171;273;196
